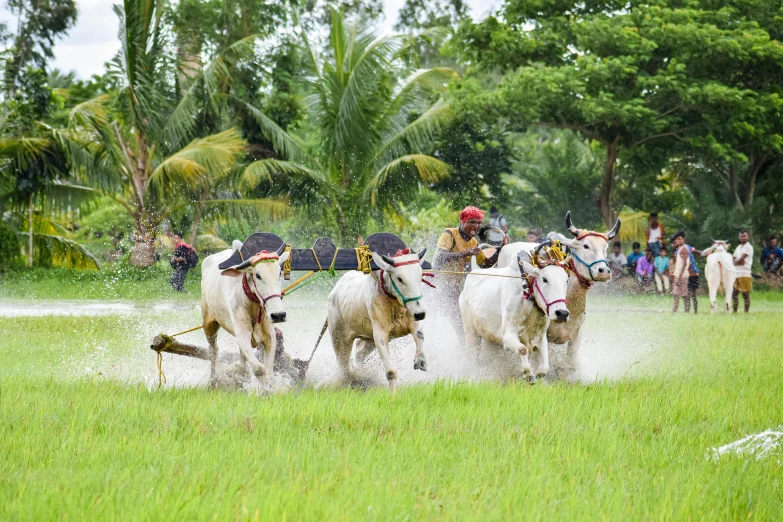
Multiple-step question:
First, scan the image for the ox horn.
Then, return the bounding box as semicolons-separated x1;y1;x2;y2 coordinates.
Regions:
565;211;579;236
532;240;552;265
381;254;396;266
276;242;287;256
417;248;427;260
607;218;621;240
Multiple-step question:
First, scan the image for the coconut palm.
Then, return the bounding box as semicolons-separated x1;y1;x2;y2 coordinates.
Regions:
0;131;98;269
64;0;252;266
240;9;455;243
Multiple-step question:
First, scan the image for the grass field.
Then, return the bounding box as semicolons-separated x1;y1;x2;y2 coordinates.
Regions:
1;289;782;520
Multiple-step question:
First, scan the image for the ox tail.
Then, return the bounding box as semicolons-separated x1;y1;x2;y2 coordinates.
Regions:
470;255;479;272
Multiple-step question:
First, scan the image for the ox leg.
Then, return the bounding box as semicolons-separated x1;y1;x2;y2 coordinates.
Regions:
535;335;550;379
354;338;375;371
237;329;268;394
204;321;220;388
412;325;427;371
502;329;534;382
372;327;397;393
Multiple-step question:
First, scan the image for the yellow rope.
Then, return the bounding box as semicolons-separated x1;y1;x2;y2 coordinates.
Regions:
355;245;373;274
170;324;204;337
156;350;167;388
282;243;292;279
283;270;317;294
311;248;323;271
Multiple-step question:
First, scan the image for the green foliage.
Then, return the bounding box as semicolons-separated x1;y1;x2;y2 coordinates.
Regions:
0;220;20;268
242;9;455;244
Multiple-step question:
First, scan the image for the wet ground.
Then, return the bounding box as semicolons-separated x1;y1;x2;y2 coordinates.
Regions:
0;291;677;390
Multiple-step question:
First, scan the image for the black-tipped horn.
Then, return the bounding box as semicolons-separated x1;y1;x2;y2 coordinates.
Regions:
565;211;578;236
417;248;427;260
532;240;552;264
276;242;287;256
607;218;621;240
381;254;395;266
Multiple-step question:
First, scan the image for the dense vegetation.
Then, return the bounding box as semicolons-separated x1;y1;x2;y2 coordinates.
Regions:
2;0;783;271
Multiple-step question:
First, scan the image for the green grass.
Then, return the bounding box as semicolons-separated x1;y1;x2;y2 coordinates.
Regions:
1;307;782;520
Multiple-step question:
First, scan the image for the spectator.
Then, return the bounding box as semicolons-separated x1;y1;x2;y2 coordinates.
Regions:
654;246;671;295
486;207;509;247
526;227;543;243
626;242;644;275
646;213;666;256
635;248;655;286
671;230;699;313
608;241;627;279
761;235;783;275
169;232;198;292
732;229;754;313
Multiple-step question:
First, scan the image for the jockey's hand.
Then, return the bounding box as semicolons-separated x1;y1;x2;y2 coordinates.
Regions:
464;247;482;258
502;236;510;245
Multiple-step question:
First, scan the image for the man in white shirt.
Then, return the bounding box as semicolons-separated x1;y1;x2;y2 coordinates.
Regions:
608;241;627;279
486;207;509;247
732;229;754;313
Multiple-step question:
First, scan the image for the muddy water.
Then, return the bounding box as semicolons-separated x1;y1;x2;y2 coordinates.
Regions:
2;295;659;389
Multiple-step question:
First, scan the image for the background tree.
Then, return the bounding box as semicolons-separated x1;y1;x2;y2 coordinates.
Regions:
241;9;454;244
459;1;783;228
1;0;78;97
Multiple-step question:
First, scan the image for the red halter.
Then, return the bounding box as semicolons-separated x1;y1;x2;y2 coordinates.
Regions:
242;273;282;325
568;258;594;289
522;268;569;316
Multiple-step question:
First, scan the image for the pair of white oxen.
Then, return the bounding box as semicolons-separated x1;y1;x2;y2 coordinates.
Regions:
199;212;620;394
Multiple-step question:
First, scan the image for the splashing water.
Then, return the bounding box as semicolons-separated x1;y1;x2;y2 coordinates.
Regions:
709;428;783;462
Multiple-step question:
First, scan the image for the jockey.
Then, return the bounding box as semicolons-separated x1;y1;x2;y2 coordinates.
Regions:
432;206;507;344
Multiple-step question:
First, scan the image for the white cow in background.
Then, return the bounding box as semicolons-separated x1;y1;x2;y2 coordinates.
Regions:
328;249;428;393
496;212;620;378
460;241;570;382
699;240;736;313
200;241;290;393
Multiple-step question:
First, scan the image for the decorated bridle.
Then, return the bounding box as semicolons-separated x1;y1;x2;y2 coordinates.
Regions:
564;210;620;284
521;241;570;317
377;249;433;306
240;250;284;324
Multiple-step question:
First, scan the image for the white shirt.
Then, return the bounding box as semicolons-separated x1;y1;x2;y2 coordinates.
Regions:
488;215;508;242
608;251;627;268
733;243;754;277
648;225;663;243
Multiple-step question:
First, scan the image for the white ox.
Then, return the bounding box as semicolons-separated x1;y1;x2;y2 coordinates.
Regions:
496;212;620;377
699;240;736;313
327;249;428;392
460;241;570;381
200;241;290;393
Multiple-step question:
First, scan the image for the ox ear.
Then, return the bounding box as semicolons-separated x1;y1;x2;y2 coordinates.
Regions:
221;258;252;277
548;231;577;249
520;259;540;278
232;240;244;251
417;248;427;263
372;252;394;272
607;218;621;240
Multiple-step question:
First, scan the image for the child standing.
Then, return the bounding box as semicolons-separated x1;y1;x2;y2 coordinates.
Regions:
654;247;671;295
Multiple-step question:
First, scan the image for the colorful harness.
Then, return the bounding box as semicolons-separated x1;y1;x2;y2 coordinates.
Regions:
570;231;610;282
521;247;570;317
240;251;283;324
377;249;433;305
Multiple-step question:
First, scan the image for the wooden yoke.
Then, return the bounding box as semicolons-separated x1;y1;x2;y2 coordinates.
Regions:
218;231;432;272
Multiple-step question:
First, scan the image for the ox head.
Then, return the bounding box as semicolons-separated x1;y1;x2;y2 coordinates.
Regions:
220;243;290;323
711;240;731;253
520;242;570;322
547;211;620;283
373;248;428;321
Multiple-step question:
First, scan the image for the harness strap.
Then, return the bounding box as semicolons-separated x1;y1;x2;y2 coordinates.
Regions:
242;274;282;325
576;231;608;241
571;251;608;282
568;258;594;289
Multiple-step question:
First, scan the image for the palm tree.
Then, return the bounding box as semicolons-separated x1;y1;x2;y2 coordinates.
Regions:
0;131;99;269
240;9;455;244
65;0;249;266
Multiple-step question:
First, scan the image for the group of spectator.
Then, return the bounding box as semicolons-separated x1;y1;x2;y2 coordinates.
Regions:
607;213;770;313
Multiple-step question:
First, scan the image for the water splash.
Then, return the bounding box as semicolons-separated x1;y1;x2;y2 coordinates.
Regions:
709;428;783;462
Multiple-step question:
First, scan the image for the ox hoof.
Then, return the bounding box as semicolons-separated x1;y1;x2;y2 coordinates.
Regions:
413;358;427;372
526;374;537;385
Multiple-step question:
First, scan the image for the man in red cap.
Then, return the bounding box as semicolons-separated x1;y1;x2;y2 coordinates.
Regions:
432;206;505;343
